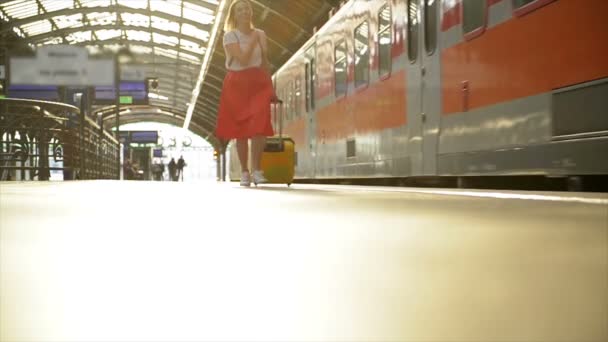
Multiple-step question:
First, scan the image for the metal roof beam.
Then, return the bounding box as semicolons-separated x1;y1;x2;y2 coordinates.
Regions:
73;0;100;42
250;0;311;36
173;0;184;108
1;5;212;34
21;24;207;46
34;0;68;44
72;39;204;60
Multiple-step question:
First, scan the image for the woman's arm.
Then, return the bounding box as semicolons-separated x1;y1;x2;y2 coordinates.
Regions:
259;31;279;100
224;31;260;66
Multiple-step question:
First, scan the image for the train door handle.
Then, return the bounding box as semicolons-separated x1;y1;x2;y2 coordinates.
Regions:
462;80;470;112
421;66;426;77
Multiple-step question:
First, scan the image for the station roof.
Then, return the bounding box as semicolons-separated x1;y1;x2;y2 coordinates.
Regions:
0;0;340;147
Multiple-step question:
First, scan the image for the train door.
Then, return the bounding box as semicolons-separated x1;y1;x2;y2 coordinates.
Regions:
405;0;441;176
305;44;317;178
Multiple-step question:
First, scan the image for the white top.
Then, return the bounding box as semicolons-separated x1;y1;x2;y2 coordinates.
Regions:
223;28;268;71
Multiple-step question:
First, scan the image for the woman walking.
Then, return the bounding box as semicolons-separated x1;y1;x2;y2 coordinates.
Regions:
215;0;277;186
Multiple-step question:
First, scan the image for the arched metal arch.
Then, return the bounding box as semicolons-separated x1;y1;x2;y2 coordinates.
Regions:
73;39;204;60
96;105;219;147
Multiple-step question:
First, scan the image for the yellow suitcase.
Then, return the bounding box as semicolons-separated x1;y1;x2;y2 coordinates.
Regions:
259;100;295;186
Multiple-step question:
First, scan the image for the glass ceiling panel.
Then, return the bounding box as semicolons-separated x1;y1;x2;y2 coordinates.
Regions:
151;16;180;33
182;24;210;42
66;31;92;43
180;39;205;55
117;0;147;10
178;52;202;64
154;47;178;59
183;2;214;24
95;29;121;40
21;19;53;36
184;1;214;14
40;0;72;12
42;37;63;45
121;13;150;27
54;14;85;29
126;30;151;42
81;0;112;8
86;12;116;25
153;32;179;47
12;27;26;38
150;0;182;17
2;0;38;20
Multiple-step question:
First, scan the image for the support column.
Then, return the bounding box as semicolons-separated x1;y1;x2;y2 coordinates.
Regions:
114;56;121;180
221;146;226;182
216;155;220;181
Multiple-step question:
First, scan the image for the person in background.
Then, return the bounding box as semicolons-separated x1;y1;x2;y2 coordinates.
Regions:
168;158;177;181
177;155;187;181
123;159;135;180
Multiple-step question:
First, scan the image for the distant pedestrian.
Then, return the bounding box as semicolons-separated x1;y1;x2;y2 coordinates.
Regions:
177;155;187;181
168;158;177;181
124;159;135;180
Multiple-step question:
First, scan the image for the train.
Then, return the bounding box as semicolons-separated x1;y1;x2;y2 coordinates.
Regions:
229;0;608;190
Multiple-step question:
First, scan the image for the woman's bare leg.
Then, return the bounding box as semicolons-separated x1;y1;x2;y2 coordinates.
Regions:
236;138;249;172
251;135;266;171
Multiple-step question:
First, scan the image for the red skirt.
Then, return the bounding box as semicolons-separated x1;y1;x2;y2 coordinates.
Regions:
215;67;275;140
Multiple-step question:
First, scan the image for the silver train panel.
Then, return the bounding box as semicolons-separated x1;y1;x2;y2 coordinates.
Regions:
438;136;608;176
488;0;513;29
440;25;462;51
312;125;411;179
439;93;552;154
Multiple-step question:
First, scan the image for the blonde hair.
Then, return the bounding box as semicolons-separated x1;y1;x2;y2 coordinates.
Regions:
224;0;255;32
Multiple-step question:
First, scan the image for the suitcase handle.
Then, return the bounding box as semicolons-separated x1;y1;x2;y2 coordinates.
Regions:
271;98;284;143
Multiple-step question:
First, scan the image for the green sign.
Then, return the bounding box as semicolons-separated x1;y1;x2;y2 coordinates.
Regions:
0;95;5;99
119;95;133;104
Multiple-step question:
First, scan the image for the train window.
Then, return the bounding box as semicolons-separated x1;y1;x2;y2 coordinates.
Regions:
514;0;536;7
424;0;437;55
513;0;556;16
288;80;294;122
334;39;348;97
305;63;311;112
305;46;316;112
463;0;485;34
407;0;419;63
378;4;392;77
295;76;302;118
354;21;370;88
310;56;316;110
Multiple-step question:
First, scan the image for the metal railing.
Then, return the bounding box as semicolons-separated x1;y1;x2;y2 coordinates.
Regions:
0;98;119;181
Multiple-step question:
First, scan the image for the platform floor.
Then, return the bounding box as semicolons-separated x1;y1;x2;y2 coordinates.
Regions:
1;181;607;341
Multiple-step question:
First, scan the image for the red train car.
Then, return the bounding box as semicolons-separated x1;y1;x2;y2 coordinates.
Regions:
230;0;608;188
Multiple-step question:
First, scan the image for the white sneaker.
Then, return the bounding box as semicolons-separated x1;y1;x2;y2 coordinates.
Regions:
252;170;268;185
240;171;251;187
